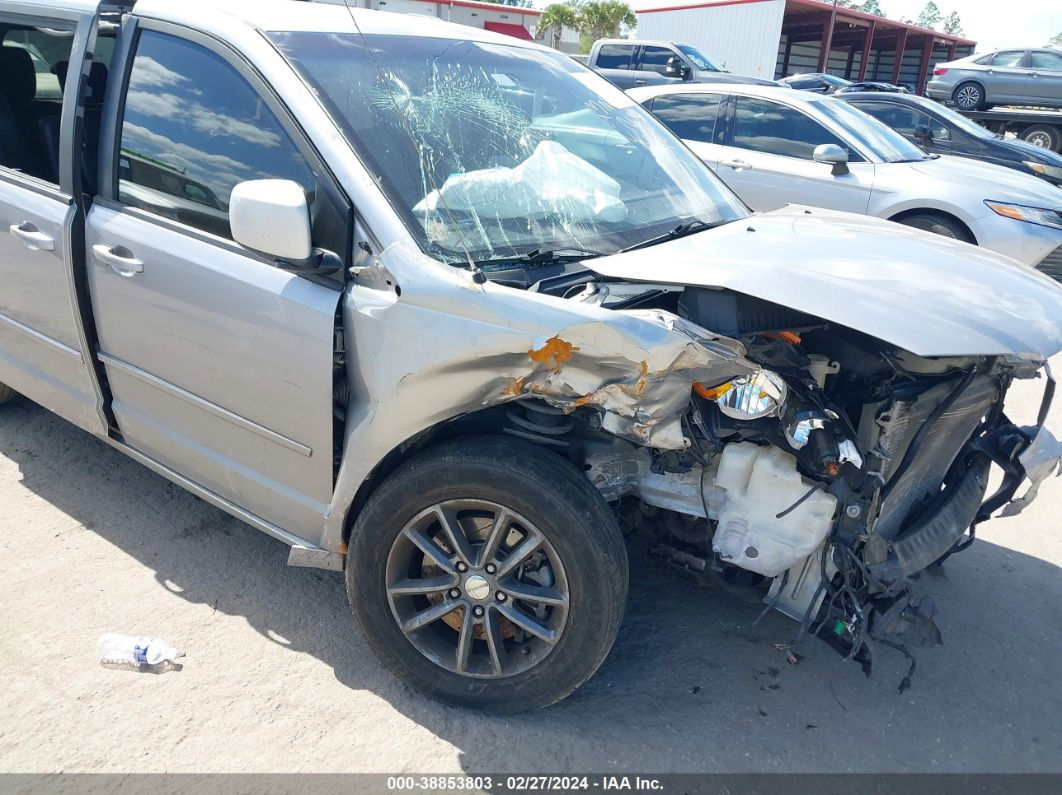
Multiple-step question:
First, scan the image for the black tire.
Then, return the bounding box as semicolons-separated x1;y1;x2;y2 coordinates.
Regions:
895;212;973;243
0;382;16;404
346;435;628;712
952;81;986;111
1020;124;1062;152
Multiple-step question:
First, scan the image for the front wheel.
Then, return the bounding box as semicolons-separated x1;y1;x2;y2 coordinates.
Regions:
346;435;628;711
952;81;986;111
0;381;17;404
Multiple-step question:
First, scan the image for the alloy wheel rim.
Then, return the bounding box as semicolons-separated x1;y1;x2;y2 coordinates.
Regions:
385;499;570;679
956;86;980;108
1026;132;1051;148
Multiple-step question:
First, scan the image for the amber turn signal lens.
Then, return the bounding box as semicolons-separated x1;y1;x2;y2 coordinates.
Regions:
693;382;733;400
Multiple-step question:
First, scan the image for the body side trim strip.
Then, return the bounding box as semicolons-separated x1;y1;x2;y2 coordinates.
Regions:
0;311;84;361
97;352;313;457
99;433;317;548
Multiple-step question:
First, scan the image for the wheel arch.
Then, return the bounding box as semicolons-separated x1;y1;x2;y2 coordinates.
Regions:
887;207;978;244
337;400;574;551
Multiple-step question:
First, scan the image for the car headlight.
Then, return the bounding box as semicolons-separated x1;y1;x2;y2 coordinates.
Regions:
694;369;787;420
985;200;1062;230
1023;161;1062;181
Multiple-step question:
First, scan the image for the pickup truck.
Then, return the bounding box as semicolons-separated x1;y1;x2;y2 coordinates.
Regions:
587;38;778;90
2;0;1060;712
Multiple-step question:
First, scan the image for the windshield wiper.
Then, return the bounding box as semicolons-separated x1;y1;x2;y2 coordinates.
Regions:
620;219;725;253
453;247;606;270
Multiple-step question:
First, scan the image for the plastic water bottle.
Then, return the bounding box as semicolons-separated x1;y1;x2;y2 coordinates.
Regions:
98;633;182;671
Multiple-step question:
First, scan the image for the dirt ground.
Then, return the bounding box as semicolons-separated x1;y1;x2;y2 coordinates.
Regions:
1;356;1060;774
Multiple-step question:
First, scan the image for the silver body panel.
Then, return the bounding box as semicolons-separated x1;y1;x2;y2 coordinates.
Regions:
0;0;1059;563
589;204;1062;359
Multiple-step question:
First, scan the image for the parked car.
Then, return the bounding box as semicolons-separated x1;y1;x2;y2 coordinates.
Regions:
631;83;1062;272
781;72;908;95
587;38;777;90
2;0;1061;712
927;48;1062;111
842;92;1062;187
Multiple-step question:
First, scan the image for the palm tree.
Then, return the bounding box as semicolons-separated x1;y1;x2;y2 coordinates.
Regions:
577;1;637;51
539;2;580;50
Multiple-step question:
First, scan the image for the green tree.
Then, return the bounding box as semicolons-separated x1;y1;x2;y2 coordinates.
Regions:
1048;32;1062;48
577;1;637;52
942;11;963;36
860;0;885;16
539;2;580;50
916;1;942;30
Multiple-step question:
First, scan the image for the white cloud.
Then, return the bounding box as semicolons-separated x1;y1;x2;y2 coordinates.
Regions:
129;56;188;88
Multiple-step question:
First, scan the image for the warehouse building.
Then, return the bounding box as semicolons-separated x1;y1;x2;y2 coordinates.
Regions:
635;0;976;92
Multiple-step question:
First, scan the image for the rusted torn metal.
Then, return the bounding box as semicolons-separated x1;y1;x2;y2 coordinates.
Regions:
497;311;757;450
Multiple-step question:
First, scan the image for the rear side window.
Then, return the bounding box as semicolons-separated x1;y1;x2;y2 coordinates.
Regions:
651;93;724;144
990;50;1025;67
1028;51;1062;71
640;46;676;75
854;101;950;140
117;30;315;239
731;97;850;160
0;23;76;183
595;44;634;70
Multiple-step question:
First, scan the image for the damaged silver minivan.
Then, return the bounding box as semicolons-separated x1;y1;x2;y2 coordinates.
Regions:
1;0;1060;711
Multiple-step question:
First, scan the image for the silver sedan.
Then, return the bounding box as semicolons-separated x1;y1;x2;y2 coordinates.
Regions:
926;48;1062;111
629;83;1062;271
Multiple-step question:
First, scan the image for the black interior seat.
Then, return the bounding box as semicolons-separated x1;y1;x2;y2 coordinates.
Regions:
0;89;21;169
36;59;108;190
0;45;41;174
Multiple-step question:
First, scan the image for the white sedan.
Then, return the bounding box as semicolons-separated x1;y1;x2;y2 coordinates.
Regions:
628;83;1062;270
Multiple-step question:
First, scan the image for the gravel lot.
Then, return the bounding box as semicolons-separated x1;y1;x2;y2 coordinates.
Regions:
1;357;1060;774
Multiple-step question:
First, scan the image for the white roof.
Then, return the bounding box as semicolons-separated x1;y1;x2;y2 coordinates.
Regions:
133;0;550;50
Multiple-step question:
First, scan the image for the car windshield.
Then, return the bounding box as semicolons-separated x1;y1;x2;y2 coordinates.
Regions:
269;33;747;264
814;99;931;163
820;73;852;87
906;95;995;139
677;44;723;72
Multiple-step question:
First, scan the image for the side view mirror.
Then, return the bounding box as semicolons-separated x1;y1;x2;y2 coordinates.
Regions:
913;124;933;142
665;56;691;79
229;180;342;275
230;179;312;261
813;143;850;176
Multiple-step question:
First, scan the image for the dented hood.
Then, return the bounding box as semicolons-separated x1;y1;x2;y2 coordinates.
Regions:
590;206;1062;358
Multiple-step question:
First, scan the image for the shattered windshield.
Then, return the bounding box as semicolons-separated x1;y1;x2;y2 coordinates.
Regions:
270;33;747;264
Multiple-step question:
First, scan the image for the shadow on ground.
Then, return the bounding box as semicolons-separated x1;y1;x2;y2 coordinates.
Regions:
3;400;1060;772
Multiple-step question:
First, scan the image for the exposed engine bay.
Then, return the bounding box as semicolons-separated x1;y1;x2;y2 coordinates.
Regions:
485;268;1060;689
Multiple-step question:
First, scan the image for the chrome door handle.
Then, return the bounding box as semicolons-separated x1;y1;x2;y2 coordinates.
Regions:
721;159;752;171
10;222;54;251
93;244;143;277
633;79;647;86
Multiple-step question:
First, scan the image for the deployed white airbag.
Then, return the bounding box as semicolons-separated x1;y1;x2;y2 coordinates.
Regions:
414;140;628;224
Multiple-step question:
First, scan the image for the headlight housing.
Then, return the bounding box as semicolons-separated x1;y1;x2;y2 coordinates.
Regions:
984;200;1062;230
1022;161;1062;181
695;369;787;420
